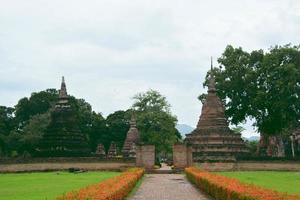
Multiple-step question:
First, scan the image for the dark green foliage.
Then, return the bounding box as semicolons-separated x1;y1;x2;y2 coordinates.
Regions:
106;110;131;152
21;112;51;155
88;112;108;152
0;106;15;135
15;89;58;127
0;106;15;155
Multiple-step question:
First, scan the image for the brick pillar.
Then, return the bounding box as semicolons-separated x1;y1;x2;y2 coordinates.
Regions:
136;145;155;169
173;143;192;169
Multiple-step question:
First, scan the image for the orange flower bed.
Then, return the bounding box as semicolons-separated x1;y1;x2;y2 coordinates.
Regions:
185;167;300;200
56;168;144;200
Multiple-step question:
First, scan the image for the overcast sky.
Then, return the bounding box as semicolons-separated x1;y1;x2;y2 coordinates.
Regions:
1;0;299;137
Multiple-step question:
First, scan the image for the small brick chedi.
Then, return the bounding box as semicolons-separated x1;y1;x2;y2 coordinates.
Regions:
122;115;140;158
39;77;90;156
185;63;248;161
108;142;118;158
95;143;106;158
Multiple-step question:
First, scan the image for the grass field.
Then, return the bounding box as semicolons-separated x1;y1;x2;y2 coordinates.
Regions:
0;171;120;200
219;171;300;195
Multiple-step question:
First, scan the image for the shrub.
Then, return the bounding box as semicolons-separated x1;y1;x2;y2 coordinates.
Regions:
185;167;300;200
56;168;144;200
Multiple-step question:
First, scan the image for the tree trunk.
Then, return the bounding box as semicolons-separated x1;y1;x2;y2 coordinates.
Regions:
256;133;285;157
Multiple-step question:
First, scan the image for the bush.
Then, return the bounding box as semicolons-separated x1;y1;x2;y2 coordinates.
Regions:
56;168;144;200
185;167;300;200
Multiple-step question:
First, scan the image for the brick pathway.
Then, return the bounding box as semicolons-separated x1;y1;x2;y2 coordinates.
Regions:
129;174;211;200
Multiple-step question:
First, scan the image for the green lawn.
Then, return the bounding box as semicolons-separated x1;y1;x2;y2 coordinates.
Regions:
219;171;300;195
0;171;120;200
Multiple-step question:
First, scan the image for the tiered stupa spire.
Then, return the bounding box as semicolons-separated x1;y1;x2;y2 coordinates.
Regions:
59;76;68;98
185;59;248;161
56;76;69;107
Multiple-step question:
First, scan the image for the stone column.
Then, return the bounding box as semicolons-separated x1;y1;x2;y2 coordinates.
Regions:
173;143;189;169
136;145;155;169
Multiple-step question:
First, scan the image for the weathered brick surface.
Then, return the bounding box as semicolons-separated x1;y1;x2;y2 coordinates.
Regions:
173;144;189;169
196;161;300;171
0;162;135;172
185;68;248;161
136;145;155;169
122;115;140;158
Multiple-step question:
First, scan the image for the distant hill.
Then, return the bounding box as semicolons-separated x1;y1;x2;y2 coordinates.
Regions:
176;124;194;138
246;136;260;141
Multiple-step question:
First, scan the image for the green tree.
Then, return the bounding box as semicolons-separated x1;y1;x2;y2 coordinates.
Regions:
0;106;15;155
106;110;131;152
14;89;58;127
88;112;108;152
201;44;300;157
20;112;51;155
132;90;180;157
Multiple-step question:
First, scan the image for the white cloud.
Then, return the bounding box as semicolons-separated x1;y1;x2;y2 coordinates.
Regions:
0;0;299;137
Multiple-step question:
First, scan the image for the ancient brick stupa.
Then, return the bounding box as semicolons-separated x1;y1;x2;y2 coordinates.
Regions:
39;77;90;157
95;143;106;158
122;115;140;158
185;61;248;161
107;142;117;158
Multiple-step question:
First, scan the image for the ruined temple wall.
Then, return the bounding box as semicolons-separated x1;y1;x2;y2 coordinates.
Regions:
195;161;300;171
0;162;135;173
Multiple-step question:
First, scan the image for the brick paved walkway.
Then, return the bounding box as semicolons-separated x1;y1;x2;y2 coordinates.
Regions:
129;174;211;200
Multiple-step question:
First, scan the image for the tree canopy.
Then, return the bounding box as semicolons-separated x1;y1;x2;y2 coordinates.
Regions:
133;89;180;157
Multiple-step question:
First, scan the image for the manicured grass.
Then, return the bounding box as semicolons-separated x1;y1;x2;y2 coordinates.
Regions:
0;171;120;200
219;171;300;195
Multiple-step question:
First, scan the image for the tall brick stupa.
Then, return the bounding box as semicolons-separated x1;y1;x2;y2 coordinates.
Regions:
185;60;248;161
39;77;90;156
122;114;140;158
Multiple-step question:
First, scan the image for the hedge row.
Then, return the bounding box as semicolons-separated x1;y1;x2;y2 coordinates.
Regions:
56;168;144;200
185;167;300;200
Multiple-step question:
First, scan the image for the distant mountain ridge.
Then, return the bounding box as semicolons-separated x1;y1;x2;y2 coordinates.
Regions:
246;136;260;141
176;124;194;138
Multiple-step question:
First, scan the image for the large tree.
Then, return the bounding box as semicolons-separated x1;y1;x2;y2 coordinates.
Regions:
132;90;180;157
0;106;15;155
201;44;300;157
14;89;58;128
106;110;131;153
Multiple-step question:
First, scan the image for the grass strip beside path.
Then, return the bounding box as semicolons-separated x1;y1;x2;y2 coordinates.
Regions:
219;171;300;195
0;171;120;200
126;176;144;199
